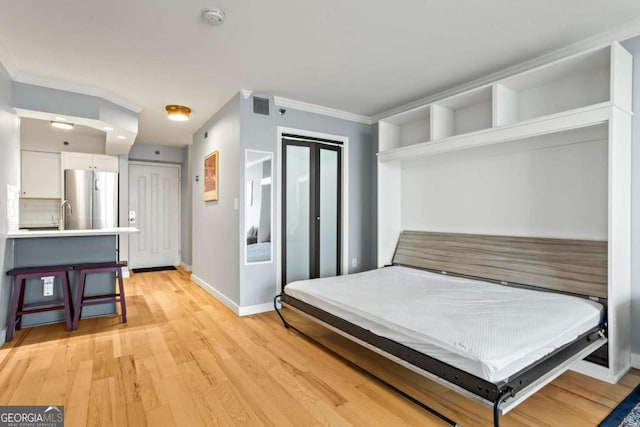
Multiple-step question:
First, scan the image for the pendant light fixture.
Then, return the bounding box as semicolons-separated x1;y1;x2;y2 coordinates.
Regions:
166;105;191;122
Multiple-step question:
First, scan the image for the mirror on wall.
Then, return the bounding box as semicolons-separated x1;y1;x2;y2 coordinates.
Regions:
245;150;273;264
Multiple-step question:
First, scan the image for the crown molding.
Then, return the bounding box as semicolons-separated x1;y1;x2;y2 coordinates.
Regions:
373;18;640;122
273;96;373;125
12;73;143;113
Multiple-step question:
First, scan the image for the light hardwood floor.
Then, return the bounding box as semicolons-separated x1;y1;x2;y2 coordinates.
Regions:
0;268;637;426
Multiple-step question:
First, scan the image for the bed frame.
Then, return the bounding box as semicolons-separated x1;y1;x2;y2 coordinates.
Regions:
274;231;608;426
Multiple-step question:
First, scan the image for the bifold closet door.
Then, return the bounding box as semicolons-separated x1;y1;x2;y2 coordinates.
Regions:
283;139;341;286
318;147;340;278
284;143;311;283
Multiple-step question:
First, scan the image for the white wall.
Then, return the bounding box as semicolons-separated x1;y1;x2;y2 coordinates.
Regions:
401;126;608;240
191;95;241;306
0;62;21;345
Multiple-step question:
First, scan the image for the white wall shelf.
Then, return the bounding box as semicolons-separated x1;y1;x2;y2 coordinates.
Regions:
377;41;633;385
378;103;611;163
432;86;493;139
379;105;431;151
378;43;632;162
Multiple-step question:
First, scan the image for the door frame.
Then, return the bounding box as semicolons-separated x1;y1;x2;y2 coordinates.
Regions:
128;161;182;268
276;126;349;292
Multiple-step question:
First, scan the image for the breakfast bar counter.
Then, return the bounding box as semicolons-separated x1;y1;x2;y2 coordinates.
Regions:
6;227;138;328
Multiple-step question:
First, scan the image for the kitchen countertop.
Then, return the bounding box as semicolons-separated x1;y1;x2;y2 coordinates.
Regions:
7;227;139;238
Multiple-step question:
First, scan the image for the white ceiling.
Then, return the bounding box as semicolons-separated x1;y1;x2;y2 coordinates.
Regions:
1;1;639;147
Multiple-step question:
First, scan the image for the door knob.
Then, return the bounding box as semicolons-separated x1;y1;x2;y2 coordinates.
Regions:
129;210;136;224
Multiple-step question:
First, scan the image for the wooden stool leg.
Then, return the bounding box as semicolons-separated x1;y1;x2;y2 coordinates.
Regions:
117;268;127;323
60;272;73;331
15;277;26;331
5;276;24;342
73;270;87;330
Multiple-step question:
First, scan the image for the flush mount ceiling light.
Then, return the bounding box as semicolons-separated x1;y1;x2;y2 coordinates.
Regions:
202;7;225;25
166;105;191;121
50;121;74;130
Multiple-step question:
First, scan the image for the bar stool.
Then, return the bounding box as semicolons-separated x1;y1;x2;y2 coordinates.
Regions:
73;261;128;329
6;265;74;342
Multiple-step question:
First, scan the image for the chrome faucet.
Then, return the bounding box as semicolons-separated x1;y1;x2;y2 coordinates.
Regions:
60;200;72;230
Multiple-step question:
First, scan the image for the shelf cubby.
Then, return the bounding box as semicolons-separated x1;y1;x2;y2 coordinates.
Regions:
378;105;430;151
431;86;492;140
494;46;611;126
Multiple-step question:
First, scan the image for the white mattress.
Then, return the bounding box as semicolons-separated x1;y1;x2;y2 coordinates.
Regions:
284;266;604;383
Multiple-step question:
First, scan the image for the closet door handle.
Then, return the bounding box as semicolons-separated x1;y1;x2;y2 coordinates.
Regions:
316;216;320;221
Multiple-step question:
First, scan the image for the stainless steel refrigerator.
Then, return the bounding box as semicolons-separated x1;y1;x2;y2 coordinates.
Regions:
64;169;118;229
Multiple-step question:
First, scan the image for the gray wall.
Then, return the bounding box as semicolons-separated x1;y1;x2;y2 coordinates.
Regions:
0;62;20;344
192;95;241;305
621;36;640;354
127;143;191;266
238;94;376;307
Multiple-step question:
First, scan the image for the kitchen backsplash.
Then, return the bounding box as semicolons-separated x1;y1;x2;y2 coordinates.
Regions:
7;184;19;232
19;199;60;228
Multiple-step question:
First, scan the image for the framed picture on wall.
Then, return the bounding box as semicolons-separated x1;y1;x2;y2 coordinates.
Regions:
204;150;219;201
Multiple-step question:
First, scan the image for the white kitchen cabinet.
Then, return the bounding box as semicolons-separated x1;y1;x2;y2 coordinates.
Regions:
61;151;119;172
21;151;61;199
92;154;119;172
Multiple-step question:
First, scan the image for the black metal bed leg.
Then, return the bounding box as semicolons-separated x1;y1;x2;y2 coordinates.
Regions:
493;388;514;427
273;295;290;328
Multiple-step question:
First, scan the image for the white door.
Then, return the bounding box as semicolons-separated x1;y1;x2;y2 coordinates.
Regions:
129;163;180;268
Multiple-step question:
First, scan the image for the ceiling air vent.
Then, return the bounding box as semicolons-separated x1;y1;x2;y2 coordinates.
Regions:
253;96;270;116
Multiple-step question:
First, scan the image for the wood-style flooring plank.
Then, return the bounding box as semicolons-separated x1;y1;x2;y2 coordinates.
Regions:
0;267;637;427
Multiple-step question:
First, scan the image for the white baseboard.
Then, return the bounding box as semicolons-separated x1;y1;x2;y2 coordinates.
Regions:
191;274;240;315
0;328;5;347
631;353;640;369
122;268;130;279
180;263;192;272
190;274;274;317
238;302;274;316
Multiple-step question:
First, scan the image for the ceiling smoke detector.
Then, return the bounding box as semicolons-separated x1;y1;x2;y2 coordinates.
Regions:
202;8;225;25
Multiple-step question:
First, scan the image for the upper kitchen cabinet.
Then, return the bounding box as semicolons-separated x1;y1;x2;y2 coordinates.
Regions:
21;150;61;199
61;151;119;172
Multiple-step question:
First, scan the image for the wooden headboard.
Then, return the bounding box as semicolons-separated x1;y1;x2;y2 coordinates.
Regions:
392;231;608;299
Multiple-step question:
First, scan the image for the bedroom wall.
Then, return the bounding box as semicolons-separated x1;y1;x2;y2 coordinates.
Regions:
238;94;376;309
0;61;20;346
621;35;640;356
191;94;241;306
400;126;608;240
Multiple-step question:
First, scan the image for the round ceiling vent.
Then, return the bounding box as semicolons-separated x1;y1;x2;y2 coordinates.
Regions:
202;8;225;25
